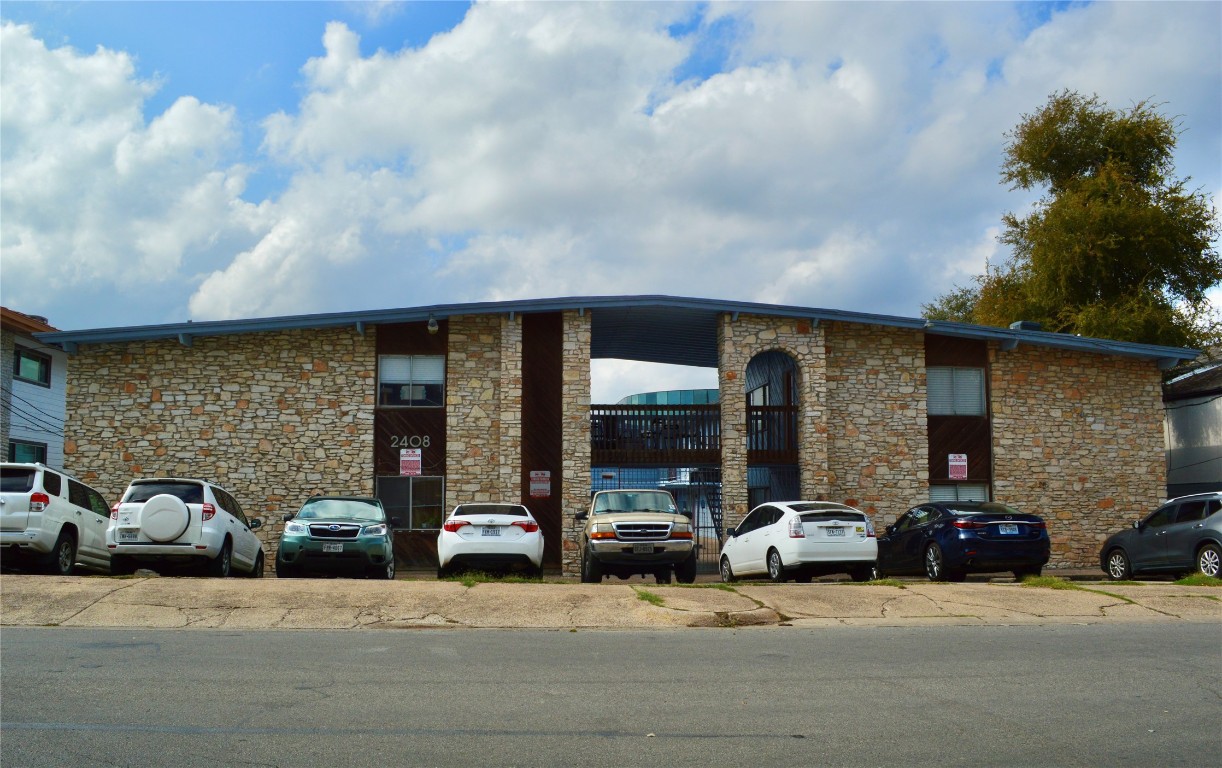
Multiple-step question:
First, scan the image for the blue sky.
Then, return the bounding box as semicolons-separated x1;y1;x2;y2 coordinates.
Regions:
2;1;1219;400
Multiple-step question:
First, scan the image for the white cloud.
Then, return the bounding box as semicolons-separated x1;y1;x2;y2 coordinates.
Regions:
1;2;1217;336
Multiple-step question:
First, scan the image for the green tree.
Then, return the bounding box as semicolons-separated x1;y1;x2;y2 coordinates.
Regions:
924;90;1221;348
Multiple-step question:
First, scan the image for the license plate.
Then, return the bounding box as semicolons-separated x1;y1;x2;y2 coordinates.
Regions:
118;530;138;542
632;543;654;554
481;526;501;537
999;523;1019;535
322;542;343;553
825;527;845;537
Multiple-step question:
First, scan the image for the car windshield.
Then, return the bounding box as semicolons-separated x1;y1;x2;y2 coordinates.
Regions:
592;491;676;515
0;468;36;493
125;481;204;504
296;498;385;522
454;504;527;517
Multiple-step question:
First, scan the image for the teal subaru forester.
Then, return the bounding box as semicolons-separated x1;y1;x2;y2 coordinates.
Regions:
276;496;397;579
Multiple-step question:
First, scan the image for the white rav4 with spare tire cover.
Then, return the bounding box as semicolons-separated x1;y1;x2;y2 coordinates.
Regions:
107;478;264;577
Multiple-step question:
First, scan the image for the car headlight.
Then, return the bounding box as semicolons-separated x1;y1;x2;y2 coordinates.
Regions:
671;522;692;535
589;522;616;540
284;520;308;535
362;524;389;537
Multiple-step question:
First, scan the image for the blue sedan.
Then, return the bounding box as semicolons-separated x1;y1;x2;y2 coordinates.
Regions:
875;501;1050;581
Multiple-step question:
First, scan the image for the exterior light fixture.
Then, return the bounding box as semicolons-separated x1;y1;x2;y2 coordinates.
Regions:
427;315;439;334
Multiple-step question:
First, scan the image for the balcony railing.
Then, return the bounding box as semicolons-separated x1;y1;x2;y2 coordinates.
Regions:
590;404;799;466
591;405;720;466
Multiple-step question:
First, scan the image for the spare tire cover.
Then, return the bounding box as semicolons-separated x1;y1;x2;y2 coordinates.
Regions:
139;494;191;542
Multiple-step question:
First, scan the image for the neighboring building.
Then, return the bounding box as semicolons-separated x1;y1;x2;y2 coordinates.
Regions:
1;307;66;467
36;295;1197;573
1164;356;1222;498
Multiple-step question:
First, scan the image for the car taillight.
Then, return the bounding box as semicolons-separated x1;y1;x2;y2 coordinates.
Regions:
511;520;539;533
110;502;120;520
201;503;216;521
1029;520;1047;529
443;519;470;532
788;517;805;538
29;492;49;513
952;519;986;530
866;520;876;538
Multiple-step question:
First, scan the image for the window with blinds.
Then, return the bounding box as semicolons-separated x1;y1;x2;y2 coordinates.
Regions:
930;483;990;502
378;355;445;407
927;367;986;416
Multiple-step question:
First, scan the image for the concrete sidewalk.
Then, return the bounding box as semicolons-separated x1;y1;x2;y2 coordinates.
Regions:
2;574;1218;630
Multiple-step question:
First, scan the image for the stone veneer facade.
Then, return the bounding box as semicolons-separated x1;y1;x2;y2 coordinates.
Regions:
61;328;376;552
989;345;1165;567
560;311;592;574
444;315;522;505
823;323;929;527
53;308;1170;573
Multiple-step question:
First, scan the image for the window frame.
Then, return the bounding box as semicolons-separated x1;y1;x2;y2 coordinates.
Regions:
13;346;52;387
8;440;48;464
377;354;446;408
927;366;986;417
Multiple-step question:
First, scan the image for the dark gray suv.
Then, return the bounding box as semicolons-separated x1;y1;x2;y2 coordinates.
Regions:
1099;493;1222;580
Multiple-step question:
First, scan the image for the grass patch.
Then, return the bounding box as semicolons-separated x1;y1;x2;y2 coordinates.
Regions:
1019;575;1081;590
1103;580;1144;586
633;587;665;607
438;571;544;588
671;582;738;592
860;578;906;588
1175;574;1222;587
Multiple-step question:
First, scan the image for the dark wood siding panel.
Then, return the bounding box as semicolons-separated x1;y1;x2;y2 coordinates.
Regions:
925;334;988;367
927;416;992;481
522;313;564;568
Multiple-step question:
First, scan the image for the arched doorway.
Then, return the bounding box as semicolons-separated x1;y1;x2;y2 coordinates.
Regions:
746;350;800;506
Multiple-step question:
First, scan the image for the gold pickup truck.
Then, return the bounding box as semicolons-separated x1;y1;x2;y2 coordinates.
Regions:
576;489;698;584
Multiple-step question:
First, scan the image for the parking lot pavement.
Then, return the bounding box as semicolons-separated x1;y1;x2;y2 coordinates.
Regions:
1;573;1218;630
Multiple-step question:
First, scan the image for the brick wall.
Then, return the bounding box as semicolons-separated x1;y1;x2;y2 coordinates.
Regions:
62;328;376;551
990;346;1165;567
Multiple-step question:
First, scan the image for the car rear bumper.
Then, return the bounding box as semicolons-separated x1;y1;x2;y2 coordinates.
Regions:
946;539;1050;571
438;535;543;568
1;529;55;554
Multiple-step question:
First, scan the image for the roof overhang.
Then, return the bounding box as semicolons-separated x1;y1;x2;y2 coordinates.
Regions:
34;295;1199;369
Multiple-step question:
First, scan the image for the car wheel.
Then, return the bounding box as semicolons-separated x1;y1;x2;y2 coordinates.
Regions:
580;547;603;583
370;558;395;580
1196;543;1221;578
46;530;77;576
924;544;945;581
870;564;882;580
207;540;233;577
719;556;736;583
1106;549;1132;580
674;553;698;584
248;552;265;578
767;549;786;583
849;567;872;583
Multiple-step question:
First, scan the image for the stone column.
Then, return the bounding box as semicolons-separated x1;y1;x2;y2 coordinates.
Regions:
560;310;592;575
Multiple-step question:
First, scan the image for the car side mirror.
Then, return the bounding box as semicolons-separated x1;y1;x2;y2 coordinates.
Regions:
885;524;896;535
249;518;262;530
390;517;402;528
283;513;295;522
575;511;588;522
1132;520;1142;530
726;527;737;537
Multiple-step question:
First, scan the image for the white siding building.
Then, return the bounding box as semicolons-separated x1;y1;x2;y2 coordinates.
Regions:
1;307;66;468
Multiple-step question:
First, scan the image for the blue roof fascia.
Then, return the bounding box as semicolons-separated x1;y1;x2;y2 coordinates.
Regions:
923;320;1199;367
32;294;1199;366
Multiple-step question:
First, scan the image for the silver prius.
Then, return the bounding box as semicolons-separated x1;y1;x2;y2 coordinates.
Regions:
719;501;877;583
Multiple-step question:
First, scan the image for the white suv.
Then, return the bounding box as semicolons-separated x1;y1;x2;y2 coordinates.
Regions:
107;478;265;577
1;462;113;575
